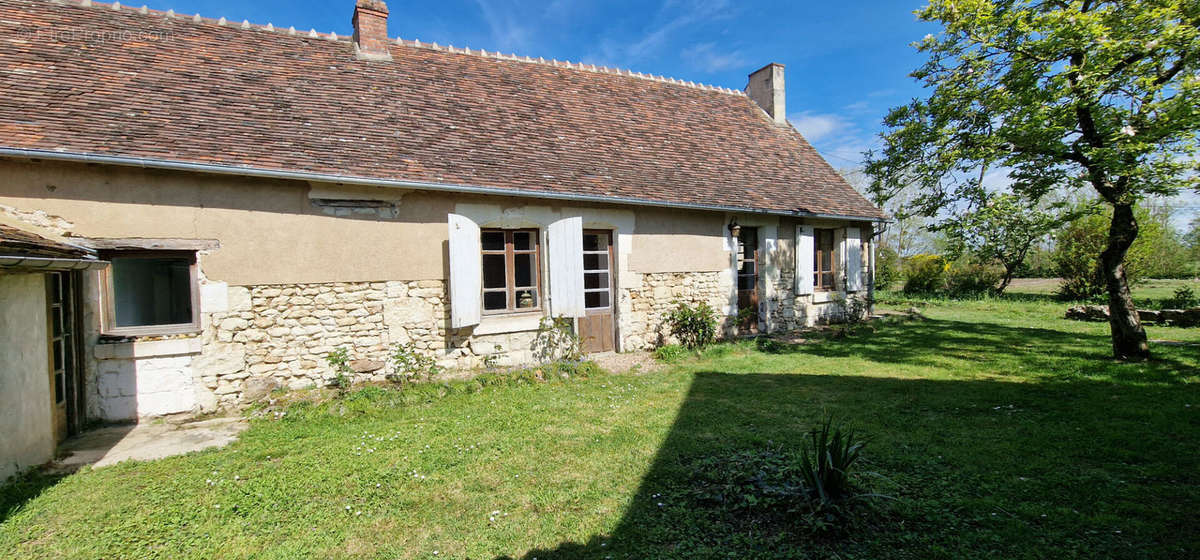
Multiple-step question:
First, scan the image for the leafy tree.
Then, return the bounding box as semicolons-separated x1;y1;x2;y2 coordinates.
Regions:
936;193;1076;293
1055;203;1189;299
865;1;1200;360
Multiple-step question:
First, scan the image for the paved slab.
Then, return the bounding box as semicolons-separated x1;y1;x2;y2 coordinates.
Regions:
54;416;247;471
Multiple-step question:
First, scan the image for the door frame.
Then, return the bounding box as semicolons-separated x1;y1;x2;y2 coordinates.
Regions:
736;226;760;334
45;271;85;442
579;229;617;353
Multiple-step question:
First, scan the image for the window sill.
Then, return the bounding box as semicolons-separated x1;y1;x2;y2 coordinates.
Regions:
811;291;843;304
475;312;545;335
94;336;203;360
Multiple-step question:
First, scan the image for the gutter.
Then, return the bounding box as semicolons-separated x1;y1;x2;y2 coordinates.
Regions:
0;255;109;271
0;148;888;223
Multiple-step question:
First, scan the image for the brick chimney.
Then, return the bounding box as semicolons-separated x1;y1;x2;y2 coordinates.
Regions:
352;0;392;61
746;63;786;125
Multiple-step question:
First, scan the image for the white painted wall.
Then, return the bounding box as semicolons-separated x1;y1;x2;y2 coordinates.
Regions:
0;273;54;481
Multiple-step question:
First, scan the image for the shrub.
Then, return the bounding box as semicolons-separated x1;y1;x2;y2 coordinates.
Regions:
666;300;719;349
875;245;903;290
388;342;442;385
1164;286;1198;309
653;344;688;363
902;254;947;295
945;261;1003;298
799;417;867;505
323;347;353;398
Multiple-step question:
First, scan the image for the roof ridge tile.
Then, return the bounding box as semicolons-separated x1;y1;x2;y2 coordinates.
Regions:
69;0;742;96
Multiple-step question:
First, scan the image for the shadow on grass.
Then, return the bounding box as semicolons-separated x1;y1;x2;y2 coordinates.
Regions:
764;317;1195;385
498;336;1200;558
0;470;68;525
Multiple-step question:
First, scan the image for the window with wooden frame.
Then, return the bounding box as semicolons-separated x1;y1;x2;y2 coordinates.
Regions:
100;251;200;336
480;229;541;314
813;228;838;291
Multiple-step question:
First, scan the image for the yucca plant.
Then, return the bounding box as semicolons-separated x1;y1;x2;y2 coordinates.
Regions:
799;417;866;505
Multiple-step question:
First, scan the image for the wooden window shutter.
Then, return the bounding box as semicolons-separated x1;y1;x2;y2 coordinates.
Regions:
548;217;585;317
845;226;863;292
448;213;482;328
795;225;815;296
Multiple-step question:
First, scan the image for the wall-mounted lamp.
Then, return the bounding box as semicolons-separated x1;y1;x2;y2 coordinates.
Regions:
727;219;741;238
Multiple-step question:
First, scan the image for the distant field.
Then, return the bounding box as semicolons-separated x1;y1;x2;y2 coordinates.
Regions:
1008;278;1200;303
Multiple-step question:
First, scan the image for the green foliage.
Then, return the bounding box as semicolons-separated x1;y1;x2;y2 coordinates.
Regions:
945;261;1005;298
666;300;719;349
1053;204;1185;300
936;194;1077;293
865;0;1200;357
532;316;583;363
1164;286;1198;310
323;347;353;398
387;342;442;385
875;245;903;290
799;417;867;506
902;254;948;295
652;344;688;363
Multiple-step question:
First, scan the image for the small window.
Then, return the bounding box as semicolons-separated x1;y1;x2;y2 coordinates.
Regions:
101;251;200;335
480;229;541;314
814;229;837;291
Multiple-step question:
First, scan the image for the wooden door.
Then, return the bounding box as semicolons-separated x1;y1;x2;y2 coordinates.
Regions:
736;227;759;334
578;230;615;353
46;271;81;442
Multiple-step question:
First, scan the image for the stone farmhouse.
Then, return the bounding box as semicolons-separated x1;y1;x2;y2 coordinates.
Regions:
0;0;884;479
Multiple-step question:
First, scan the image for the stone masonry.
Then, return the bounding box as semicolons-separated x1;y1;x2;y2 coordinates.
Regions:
196;280;476;407
619;271;735;350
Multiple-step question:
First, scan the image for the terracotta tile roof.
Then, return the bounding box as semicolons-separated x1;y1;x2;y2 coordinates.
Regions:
0;0;884;220
0;223;94;259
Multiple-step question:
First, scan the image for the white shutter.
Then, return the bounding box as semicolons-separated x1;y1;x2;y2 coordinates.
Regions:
846;226;863;292
548;217;585;318
447;213;481;328
795;225;814;296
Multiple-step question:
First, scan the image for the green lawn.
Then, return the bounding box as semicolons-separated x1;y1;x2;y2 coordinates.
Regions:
1007;277;1200;304
2;297;1198;559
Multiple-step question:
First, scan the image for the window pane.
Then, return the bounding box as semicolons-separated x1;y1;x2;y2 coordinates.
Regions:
513;231;534;251
481;231;505;251
583;234;608;252
112;257;193;328
53;340;63;371
821;250;832;271
55;373;64;403
483;291;507;310
514;253;536;288
583;253;608;271
821;272;834;288
52;275;63;304
52;309;62;337
584;272;608;290
482;255;507;289
585;291;610;309
738;275;756;291
515;289;538;309
739;260;756;275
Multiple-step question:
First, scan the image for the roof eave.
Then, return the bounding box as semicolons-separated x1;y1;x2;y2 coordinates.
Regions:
0;148;887;223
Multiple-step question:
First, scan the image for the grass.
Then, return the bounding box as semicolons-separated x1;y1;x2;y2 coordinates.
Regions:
1007;277;1200;305
2;297;1198;559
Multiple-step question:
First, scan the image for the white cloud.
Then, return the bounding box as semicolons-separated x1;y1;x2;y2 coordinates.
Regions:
586;0;732;66
473;0;533;51
788;112;847;143
680;42;747;73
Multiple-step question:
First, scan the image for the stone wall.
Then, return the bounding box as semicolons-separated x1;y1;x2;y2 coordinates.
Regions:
619;271;736;350
197;280;469;408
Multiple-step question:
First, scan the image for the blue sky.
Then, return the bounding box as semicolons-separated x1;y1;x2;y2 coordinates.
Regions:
134;0;939;171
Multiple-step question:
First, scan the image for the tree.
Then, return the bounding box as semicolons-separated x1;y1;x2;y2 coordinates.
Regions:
1054;202;1183;299
936;193;1075;294
865;1;1200;360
